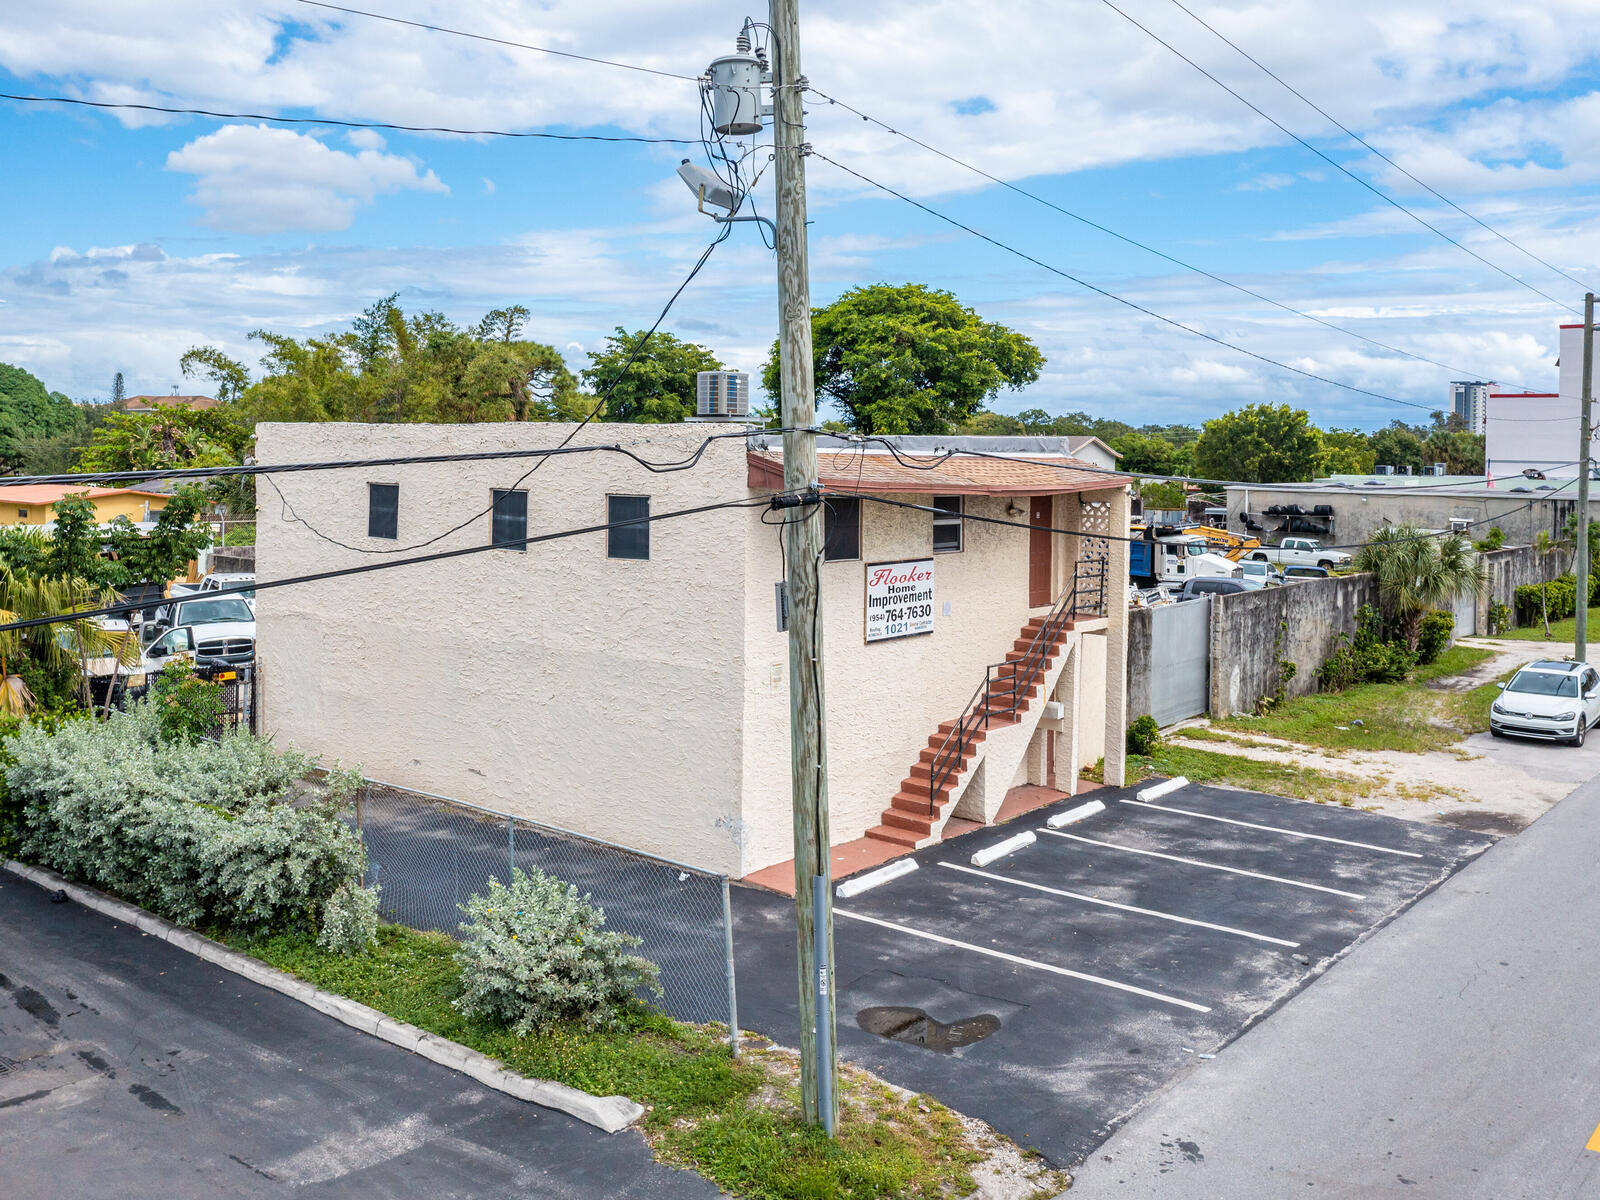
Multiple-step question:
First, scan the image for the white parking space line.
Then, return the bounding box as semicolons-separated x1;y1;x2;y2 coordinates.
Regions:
937;863;1301;948
1038;829;1367;900
1123;799;1425;858
836;908;1212;1013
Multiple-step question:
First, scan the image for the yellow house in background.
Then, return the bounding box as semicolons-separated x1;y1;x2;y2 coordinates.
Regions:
0;485;170;526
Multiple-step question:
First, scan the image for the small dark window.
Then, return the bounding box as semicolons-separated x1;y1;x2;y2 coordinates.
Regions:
367;483;398;540
824;496;861;561
932;495;963;552
607;495;650;560
491;489;528;551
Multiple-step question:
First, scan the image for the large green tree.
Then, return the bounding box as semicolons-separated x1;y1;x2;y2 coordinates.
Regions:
1319;428;1376;475
766;283;1043;434
1193;404;1324;483
1368;423;1427;474
0;363;92;473
581;328;724;423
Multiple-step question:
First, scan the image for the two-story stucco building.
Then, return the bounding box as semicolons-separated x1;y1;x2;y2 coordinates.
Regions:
255;422;1130;877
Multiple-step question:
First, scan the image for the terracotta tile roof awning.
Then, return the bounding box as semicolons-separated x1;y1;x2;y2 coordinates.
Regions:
746;449;1120;496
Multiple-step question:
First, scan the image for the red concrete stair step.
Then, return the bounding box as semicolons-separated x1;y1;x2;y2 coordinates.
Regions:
865;824;922;848
890;790;947;815
881;809;934;835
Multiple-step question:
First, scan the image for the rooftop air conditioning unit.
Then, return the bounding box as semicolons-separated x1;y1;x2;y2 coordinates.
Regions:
694;370;751;420
1374;464;1394;476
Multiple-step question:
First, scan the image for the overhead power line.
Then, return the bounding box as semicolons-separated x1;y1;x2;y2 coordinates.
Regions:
1093;0;1581;316
855;436;1580;496
1163;0;1598;297
807;85;1548;395
0;493;785;636
810;149;1438;414
1;473;1562;637
294;0;699;81
0;92;699;144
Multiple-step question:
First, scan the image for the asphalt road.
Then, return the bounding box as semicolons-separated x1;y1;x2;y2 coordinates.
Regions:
733;780;1490;1166
1068;770;1600;1198
0;875;717;1200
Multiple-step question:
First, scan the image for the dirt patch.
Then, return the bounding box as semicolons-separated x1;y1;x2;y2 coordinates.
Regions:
1434;809;1531;837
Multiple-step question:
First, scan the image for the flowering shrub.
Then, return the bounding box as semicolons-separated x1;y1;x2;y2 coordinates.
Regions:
453;868;660;1034
6;701;365;930
318;879;381;954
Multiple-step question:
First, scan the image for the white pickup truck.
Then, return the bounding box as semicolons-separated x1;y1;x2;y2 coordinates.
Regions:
1248;537;1352;570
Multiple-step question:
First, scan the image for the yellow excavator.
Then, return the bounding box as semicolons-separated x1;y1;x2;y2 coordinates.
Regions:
1131;523;1260;562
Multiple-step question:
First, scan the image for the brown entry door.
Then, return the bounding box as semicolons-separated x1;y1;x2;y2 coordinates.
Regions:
1029;495;1052;607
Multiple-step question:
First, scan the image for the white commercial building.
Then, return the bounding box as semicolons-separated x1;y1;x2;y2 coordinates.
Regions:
1486;322;1600;479
255;423;1130;878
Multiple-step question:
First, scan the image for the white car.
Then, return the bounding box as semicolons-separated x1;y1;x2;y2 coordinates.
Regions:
1489;660;1600;746
1238;560;1282;589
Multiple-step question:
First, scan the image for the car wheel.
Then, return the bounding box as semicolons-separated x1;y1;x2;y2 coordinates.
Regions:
1490;726;1504;738
1317;560;1334;569
1575;720;1588;748
1250;552;1268;562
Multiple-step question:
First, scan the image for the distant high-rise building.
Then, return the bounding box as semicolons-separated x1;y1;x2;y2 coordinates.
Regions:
1450;381;1490;434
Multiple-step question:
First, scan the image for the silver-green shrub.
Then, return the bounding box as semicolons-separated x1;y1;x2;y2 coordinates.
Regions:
8;702;365;930
453;868;661;1034
318;879;381;954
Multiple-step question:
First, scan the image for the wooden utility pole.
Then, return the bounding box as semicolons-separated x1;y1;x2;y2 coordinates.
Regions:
770;0;836;1133
1578;293;1595;666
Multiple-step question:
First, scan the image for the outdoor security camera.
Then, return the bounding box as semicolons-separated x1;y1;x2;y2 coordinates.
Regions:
677;160;739;214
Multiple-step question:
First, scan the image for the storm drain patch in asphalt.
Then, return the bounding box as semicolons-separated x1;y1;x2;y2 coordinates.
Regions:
857;1006;1001;1053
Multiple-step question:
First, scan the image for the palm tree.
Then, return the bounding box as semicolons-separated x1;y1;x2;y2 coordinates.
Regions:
0;566;134;716
1354;525;1489;651
1534;530;1558;638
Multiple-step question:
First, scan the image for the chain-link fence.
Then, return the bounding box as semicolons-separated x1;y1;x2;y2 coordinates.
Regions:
353;779;738;1047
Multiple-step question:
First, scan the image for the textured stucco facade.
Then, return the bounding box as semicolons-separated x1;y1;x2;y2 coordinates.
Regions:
256;422;1127;877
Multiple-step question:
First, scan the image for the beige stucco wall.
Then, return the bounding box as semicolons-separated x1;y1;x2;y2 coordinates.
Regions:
257;418;1127;877
256;422;753;876
738;487;1125;875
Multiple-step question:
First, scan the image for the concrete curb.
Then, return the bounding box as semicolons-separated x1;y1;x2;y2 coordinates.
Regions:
2;858;645;1134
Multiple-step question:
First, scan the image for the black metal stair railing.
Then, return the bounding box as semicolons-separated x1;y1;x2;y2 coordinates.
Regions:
923;559;1108;818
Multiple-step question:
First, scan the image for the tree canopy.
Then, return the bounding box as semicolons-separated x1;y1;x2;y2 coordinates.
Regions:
765;283;1043;434
1193;404;1325;484
0;363;96;474
581;328;724;423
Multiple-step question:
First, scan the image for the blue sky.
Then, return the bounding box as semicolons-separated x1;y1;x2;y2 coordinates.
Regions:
4;0;1600;431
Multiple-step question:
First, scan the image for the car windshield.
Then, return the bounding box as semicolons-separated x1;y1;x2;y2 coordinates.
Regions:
176;597;253;625
1506;671;1578;698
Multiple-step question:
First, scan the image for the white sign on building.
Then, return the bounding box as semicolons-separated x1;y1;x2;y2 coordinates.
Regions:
864;558;935;643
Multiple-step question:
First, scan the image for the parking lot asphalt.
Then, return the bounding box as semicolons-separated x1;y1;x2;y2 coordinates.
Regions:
732;780;1492;1167
0;875;717;1200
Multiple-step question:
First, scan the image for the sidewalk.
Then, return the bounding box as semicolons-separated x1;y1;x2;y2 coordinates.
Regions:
1067;770;1600;1198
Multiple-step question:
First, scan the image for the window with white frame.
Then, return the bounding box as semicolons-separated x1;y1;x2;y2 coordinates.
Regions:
932;495;963;552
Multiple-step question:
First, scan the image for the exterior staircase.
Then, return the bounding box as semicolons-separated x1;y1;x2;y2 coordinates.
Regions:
864;612;1077;848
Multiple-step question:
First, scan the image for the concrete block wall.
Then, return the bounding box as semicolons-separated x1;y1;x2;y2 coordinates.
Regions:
1126;605;1153;720
1479;543;1568;630
1207;575;1378;718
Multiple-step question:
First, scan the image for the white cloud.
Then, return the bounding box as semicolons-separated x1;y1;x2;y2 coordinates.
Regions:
165;124;447;233
1239;173;1297;192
